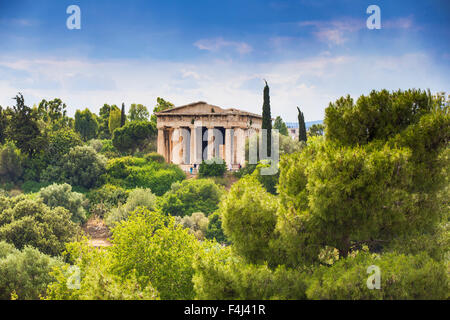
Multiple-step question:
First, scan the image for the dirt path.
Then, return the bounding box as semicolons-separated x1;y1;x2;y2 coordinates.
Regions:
82;217;112;248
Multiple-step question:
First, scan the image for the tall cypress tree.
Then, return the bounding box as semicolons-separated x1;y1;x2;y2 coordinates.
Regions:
120;103;126;127
262;80;272;157
297;106;307;142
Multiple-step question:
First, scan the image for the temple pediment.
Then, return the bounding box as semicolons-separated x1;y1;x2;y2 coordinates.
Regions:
156;101;261;118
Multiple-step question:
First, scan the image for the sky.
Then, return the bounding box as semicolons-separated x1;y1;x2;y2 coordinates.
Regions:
0;0;449;122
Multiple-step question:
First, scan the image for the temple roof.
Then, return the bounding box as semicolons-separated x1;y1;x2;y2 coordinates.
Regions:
155;101;262;118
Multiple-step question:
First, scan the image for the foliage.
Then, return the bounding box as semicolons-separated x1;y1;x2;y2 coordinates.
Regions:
307;251;448;300
273;116;289;136
0;196;79;256
21;181;51;194
324;89;437;146
308;123;325;137
61;146;107;189
262;81;272;156
105;188;157;227
97;104;114;139
74;109;98;141
144;152;165;163
151;97;174;124
120;103;126;127
87;139;103;152
0;142;23;184
38;183;87;224
5;93;46;156
128;103;149;122
205;211;229;244
177;212;209;240
108;105;122;135
44;127;83;165
193;245;308;300
198;158;227;177
37;98;71;130
87;184;129;211
46;240;159;300
112;120;156;154
159;178;224;217
0;242;62;300
297;106;307;142
109;208;200;299
220;175;279;265
105;156;185;195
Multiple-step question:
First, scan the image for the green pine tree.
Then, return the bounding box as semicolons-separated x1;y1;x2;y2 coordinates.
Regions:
297;106;307;142
120;103;126;127
262;80;272;157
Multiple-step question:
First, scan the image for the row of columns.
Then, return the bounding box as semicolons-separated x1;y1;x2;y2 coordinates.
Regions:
157;126;248;166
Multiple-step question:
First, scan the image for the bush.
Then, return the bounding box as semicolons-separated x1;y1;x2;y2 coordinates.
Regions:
198;159;227;177
112;121;156;154
87;184;129;210
0;142;23;184
306;251;448;300
109;208;200;299
159;179;224;217
46;240;159;300
44;127;83;165
220;175;278;265
105;188;157;227
0;197;79;256
177;212;209;240
21;181;51;194
105;156;185;196
145;152;165;163
205;211;229;244
38;183;87;224
87;139;103;152
193;245;308;300
0;242;62;300
62;146;107;189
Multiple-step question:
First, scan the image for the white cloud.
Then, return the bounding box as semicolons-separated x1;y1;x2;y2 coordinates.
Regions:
194;37;252;54
0;51;448;123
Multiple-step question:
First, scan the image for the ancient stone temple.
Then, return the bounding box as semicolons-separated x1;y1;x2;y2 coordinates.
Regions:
156;101;262;170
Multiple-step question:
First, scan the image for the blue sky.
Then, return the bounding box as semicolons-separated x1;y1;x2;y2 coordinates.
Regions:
0;0;449;121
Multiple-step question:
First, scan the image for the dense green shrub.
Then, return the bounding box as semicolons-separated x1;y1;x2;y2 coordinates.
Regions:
44;127;83;165
198;159;227;177
306;252;448;300
99;139;121;159
38;183;87;224
62;146;107;189
176;212;209;240
220;175;278;265
0;142;23;184
0;196;79;256
105;156;185;196
112;120;156;154
193;245;308;300
109;208;200;299
87;184;129;210
105;188;157;227
0;242;62;300
46;240;159;300
159;178;224;217
21;181;51;194
144;152;165;163
87;139;103;152
205;211;229;244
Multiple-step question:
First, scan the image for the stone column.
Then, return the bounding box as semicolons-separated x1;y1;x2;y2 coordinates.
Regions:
157;129;165;161
189;126;196;165
207;127;215;160
225;128;232;166
235;128;246;166
171;127;182;164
